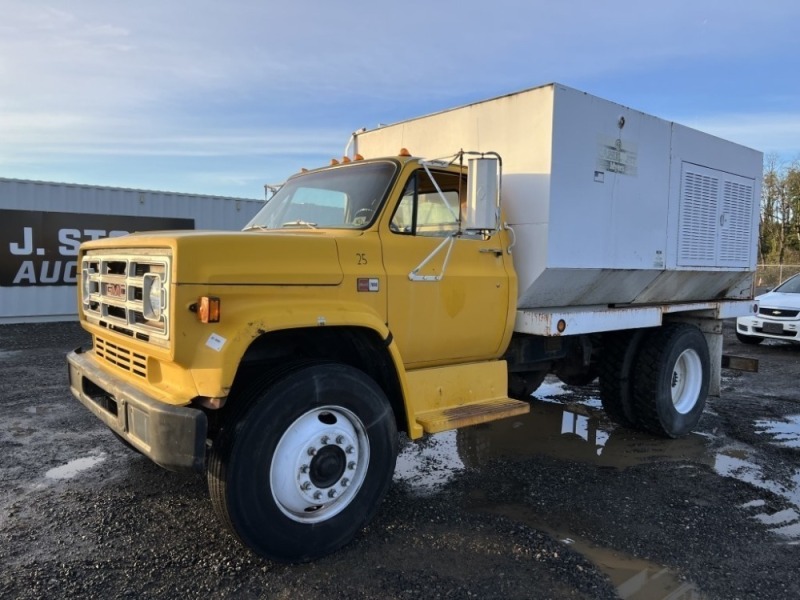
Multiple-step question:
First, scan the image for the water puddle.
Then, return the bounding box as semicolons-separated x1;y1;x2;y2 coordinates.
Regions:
457;399;714;471
714;451;800;543
471;499;704;599
395;380;800;594
45;454;106;480
754;414;800;448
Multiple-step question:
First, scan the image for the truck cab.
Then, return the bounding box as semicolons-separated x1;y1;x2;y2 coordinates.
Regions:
68;152;526;563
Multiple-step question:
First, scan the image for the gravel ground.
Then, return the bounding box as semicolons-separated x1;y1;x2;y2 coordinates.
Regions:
1;321;799;599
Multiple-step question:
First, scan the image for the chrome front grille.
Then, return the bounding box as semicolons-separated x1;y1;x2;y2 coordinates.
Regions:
95;336;148;378
81;251;171;346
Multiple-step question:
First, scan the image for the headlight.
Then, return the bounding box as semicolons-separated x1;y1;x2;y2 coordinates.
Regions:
142;273;164;321
81;267;92;305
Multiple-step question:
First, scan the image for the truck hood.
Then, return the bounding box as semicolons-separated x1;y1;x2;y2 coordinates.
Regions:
81;230;344;286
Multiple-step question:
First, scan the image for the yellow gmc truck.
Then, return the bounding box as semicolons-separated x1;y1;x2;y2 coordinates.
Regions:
67;84;762;562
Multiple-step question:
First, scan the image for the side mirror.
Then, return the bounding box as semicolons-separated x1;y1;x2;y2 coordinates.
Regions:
465;157;500;232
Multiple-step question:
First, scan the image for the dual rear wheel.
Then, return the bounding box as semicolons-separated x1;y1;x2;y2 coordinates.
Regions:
599;323;710;438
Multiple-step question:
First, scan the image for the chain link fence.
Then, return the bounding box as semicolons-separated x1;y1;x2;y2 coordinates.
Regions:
756;264;800;291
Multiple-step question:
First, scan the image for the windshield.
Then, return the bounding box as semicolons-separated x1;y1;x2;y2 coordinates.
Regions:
245;161;397;230
774;273;800;294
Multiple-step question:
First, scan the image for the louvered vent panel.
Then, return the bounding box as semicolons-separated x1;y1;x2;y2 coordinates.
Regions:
719;180;754;266
678;170;719;266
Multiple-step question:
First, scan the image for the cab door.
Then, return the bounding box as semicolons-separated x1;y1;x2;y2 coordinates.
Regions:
380;167;514;368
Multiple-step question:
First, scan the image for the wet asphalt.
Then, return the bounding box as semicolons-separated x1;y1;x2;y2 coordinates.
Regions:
1;321;799;599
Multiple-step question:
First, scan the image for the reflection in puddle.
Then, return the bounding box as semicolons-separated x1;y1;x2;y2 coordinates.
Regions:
458;400;714;471
45;454;106;480
713;445;800;510
533;379;571;400
754;415;800;448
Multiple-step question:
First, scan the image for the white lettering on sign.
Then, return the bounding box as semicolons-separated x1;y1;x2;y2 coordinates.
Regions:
13;260;78;284
58;229;131;256
10;227;131;258
1;209;194;287
9;227;34;255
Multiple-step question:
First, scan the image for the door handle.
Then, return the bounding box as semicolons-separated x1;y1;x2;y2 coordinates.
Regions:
480;248;503;256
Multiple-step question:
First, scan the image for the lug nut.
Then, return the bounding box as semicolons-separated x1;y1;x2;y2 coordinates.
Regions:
313;491;322;500
341;478;349;487
348;461;356;470
300;464;309;474
336;435;345;444
301;482;311;491
328;489;337;498
346;445;354;454
321;436;329;444
307;447;317;456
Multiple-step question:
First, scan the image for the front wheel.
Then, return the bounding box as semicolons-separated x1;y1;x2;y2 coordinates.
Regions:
207;363;398;562
633;324;710;438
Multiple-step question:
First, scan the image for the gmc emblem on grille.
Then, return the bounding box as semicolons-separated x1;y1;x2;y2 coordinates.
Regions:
105;283;126;298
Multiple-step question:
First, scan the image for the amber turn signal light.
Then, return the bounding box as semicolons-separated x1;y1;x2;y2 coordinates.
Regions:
198;296;221;323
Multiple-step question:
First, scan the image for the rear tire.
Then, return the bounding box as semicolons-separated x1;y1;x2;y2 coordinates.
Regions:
598;330;647;429
556;370;598;387
633;324;709;438
508;370;547;400
207;363;398;562
736;331;763;345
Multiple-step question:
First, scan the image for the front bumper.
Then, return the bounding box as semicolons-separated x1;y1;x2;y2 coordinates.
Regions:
67;347;207;472
736;315;800;343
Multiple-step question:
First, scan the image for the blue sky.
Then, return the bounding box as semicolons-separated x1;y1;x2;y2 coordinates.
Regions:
2;1;799;199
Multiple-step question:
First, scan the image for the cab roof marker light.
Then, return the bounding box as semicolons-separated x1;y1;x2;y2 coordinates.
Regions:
398;148;411;157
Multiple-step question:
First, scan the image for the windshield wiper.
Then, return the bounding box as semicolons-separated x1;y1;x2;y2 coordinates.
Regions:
243;225;269;232
282;220;318;229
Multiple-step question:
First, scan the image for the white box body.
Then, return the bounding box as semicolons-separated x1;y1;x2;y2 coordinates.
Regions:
354;83;762;310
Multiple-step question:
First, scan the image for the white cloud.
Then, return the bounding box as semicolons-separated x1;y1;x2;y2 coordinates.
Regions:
1;0;799;195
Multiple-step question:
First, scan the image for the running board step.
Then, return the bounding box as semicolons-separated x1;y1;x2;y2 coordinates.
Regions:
415;397;530;434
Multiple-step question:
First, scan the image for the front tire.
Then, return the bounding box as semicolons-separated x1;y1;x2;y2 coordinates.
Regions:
207;363;398;562
633;324;709;438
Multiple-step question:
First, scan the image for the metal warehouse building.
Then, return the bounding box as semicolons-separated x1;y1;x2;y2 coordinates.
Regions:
0;178;264;323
